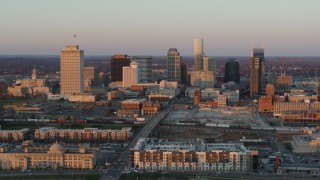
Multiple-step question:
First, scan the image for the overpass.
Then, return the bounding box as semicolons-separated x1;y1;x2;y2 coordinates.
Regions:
103;107;172;180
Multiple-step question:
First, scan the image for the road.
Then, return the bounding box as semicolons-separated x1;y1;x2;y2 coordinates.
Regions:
253;103;271;128
103;107;172;180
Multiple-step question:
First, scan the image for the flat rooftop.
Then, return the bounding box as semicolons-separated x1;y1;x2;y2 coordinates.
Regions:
131;138;249;153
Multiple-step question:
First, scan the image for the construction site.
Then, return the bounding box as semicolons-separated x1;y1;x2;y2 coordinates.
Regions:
162;107;261;127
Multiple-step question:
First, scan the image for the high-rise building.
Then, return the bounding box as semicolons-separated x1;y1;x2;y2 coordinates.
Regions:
181;63;188;85
167;48;181;82
194;38;203;71
60;45;84;95
84;67;99;86
250;48;265;97
203;56;216;84
224;58;240;83
123;62;140;88
131;56;152;83
111;54;130;82
203;56;216;73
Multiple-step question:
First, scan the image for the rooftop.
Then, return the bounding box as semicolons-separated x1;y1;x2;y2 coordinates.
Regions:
131;138;249;153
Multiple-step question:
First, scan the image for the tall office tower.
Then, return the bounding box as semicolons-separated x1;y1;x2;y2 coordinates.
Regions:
203;56;216;84
224;58;240;83
203;56;216;72
60;45;84;95
123;62;140;88
181;63;188;85
131;56;152;83
111;54;130;82
167;48;181;82
250;48;265;97
194;38;204;71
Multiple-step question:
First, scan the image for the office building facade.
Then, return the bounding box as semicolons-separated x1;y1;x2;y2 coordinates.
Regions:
123;62;140;88
250;48;265;97
194;38;204;71
224;58;240;83
131;56;152;83
181;63;188;85
111;54;130;82
167;48;181;82
131;138;258;172
60;45;84;95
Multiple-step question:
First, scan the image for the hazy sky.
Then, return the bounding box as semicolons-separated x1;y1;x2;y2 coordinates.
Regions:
0;0;319;56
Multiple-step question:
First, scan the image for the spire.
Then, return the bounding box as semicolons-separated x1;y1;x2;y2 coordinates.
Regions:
32;65;37;80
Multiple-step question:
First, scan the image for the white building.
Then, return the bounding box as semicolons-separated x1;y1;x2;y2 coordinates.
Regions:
123;62;140;88
159;80;180;98
8;67;50;97
60;45;84;96
223;90;240;105
201;88;220;100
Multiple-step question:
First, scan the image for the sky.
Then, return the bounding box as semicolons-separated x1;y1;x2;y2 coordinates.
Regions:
0;0;319;56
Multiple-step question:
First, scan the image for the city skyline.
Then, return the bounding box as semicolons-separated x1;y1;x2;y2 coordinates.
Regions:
0;0;319;56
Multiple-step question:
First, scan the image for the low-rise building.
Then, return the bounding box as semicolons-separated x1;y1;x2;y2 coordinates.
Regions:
290;134;320;153
190;71;214;89
280;110;320;126
149;94;169;105
159;80;180;98
259;95;273;113
218;95;227;107
0;142;96;170
34;127;132;142
69;93;95;103
201;88;219;100
141;102;161;116
0;128;30;142
131;138;258;172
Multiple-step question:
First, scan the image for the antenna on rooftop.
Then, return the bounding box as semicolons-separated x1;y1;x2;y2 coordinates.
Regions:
73;34;77;45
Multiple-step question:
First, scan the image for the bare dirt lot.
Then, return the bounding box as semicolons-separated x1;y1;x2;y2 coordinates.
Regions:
158;125;277;142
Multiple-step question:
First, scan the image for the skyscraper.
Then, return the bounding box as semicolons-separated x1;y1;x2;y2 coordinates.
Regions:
203;56;216;84
250;48;265;97
60;45;84;95
131;56;152;83
194;38;203;71
181;63;188;85
167;48;181;82
123;62;140;88
111;54;130;82
203;56;216;73
224;58;240;83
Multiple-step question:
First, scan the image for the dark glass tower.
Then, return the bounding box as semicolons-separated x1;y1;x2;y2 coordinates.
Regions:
224;58;240;83
250;48;265;97
110;54;130;82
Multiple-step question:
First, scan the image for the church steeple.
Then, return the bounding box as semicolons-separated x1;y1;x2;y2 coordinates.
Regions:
32;65;37;80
